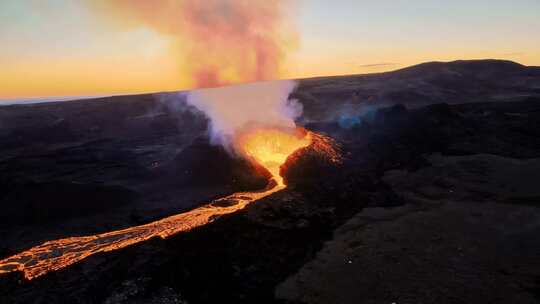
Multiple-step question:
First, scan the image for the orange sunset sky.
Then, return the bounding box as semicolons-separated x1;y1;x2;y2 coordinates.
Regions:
1;0;539;99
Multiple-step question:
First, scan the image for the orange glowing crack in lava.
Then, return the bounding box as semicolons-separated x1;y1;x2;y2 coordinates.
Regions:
0;128;333;280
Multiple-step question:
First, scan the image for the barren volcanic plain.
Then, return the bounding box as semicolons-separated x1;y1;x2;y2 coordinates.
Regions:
1;60;540;303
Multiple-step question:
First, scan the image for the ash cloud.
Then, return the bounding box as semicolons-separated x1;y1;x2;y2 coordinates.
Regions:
89;1;301;154
89;0;298;88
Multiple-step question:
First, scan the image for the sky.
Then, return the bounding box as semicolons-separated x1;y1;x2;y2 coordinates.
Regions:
1;0;539;99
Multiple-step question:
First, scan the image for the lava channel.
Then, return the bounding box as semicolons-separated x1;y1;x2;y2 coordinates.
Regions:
0;185;284;280
0;127;318;280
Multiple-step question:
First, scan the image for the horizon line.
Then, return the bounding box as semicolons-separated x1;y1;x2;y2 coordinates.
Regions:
1;58;534;104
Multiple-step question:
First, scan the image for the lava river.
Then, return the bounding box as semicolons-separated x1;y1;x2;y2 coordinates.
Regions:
0;127;319;280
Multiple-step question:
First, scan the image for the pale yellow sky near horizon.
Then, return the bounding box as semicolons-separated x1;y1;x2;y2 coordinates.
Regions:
1;0;539;99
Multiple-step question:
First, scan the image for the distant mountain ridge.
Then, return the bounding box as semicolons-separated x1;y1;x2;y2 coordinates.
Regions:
0;95;112;106
2;59;538;108
0;60;538;126
295;59;540;122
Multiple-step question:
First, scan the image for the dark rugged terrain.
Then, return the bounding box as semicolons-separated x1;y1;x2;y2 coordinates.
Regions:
1;60;540;303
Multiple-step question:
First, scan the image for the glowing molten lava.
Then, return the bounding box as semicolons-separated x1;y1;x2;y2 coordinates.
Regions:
0;128;337;281
0;188;281;280
236;127;312;186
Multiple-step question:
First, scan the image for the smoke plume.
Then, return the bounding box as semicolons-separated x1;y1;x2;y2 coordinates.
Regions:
90;0;298;88
186;80;301;151
89;1;302;156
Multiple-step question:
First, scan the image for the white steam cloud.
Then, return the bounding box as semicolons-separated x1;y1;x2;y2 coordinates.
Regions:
185;80;302;151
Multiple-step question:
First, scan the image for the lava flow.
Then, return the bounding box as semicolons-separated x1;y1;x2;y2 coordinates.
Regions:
236;127;312;186
0;127;327;280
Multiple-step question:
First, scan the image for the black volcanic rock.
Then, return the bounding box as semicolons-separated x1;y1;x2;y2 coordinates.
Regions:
0;180;136;227
281;144;340;189
295;59;540;123
373;103;409;126
168;137;271;191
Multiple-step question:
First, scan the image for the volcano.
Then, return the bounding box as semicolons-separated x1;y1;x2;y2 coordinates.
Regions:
0;124;344;280
1;60;540;303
